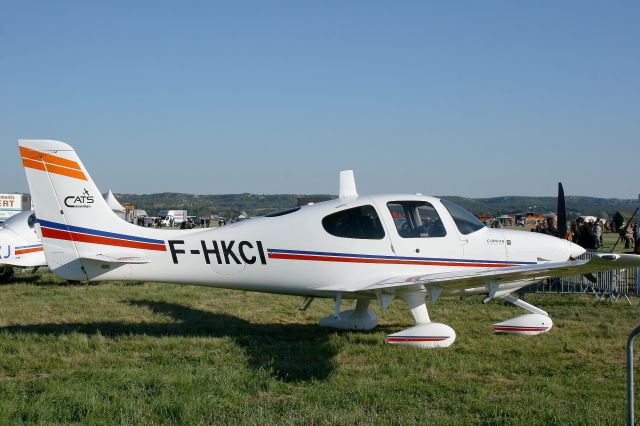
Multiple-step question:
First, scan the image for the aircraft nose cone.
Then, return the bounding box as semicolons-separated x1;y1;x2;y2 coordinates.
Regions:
568;241;586;259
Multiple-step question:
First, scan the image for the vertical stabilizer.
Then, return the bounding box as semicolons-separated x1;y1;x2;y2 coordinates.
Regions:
19;140;166;280
339;170;358;199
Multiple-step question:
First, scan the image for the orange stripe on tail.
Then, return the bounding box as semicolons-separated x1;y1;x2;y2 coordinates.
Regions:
20;146;87;180
45;163;86;180
22;157;47;172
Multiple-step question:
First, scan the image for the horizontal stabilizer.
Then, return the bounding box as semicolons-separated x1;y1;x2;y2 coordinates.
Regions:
80;252;150;264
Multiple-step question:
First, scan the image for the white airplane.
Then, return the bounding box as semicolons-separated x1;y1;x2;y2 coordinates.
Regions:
18;140;640;348
0;210;46;282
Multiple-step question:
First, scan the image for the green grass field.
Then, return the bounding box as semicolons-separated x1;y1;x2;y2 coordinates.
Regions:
1;271;639;425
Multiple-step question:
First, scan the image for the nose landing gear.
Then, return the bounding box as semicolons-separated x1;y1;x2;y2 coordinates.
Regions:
493;294;553;335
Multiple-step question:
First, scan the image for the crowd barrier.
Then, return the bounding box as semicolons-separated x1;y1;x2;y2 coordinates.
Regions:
520;250;640;300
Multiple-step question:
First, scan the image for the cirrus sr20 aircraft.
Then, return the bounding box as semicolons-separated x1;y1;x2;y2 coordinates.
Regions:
18;140;640;348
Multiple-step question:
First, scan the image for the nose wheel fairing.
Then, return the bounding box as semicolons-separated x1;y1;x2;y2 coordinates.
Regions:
494;313;553;335
493;294;553;336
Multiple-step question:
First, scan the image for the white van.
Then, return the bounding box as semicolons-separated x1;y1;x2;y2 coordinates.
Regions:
158;210;187;226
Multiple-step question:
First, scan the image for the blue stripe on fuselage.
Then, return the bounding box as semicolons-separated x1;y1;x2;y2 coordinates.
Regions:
37;219;164;245
267;248;536;265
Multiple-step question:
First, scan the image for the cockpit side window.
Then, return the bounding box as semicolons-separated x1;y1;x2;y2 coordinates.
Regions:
322;205;385;240
440;199;485;235
387;201;446;238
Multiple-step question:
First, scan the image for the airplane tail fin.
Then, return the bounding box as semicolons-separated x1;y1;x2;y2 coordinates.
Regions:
19;140;165;280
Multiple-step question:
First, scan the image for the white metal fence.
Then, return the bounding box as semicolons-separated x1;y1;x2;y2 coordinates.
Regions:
521;250;640;299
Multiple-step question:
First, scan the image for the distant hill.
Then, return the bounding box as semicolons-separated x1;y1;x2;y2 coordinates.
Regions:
116;192;637;220
117;193;331;218
440;196;637;219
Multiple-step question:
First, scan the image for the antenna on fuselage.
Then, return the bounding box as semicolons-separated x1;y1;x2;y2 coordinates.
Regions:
339;170;358;199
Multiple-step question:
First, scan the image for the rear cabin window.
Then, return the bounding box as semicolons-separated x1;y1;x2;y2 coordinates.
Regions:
387;201;446;238
322;205;385;239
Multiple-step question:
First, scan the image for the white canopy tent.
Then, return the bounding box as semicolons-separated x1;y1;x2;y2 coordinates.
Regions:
102;189;127;221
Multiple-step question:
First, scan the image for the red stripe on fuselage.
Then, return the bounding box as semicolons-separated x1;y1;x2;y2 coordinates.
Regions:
387;337;449;342
41;227;166;251
494;326;547;332
268;252;515;268
15;246;44;255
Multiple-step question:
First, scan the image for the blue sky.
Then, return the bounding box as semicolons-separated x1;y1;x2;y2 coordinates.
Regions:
1;1;638;198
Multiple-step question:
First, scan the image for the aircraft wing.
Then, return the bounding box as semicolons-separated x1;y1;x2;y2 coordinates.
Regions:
316;253;640;294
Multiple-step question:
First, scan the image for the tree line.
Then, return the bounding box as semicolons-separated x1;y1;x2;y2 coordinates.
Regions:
116;192;637;220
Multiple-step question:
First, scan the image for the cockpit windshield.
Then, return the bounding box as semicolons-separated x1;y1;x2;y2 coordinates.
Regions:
440;199;485;235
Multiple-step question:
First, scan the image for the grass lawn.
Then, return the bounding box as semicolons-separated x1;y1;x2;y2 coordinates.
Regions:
1;272;639;425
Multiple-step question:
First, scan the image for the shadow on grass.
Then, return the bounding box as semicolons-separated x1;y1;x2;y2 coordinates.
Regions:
2;274;44;285
0;299;339;382
4;274;100;287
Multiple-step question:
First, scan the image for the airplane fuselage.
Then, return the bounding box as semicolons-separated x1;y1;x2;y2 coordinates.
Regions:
41;194;581;297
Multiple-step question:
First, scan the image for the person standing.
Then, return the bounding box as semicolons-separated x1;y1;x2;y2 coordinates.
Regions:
613;211;625;232
594;220;603;247
572;218;584;244
625;223;635;250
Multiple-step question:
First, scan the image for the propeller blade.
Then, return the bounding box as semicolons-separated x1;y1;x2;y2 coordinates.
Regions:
557;182;567;238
